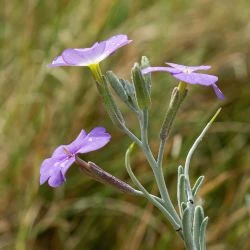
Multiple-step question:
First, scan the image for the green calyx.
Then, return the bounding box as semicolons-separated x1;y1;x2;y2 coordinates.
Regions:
89;64;103;84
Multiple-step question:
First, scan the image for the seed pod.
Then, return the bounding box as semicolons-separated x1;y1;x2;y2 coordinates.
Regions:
75;155;138;194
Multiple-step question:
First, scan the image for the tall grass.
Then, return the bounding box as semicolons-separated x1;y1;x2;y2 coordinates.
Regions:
1;0;250;249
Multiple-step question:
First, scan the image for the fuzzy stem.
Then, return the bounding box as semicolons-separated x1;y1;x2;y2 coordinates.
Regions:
139;109;181;226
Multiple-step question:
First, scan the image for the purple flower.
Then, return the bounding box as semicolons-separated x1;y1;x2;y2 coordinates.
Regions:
40;127;111;188
48;34;132;67
142;62;224;99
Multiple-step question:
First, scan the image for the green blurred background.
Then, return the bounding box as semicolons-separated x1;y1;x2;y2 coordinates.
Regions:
1;0;250;249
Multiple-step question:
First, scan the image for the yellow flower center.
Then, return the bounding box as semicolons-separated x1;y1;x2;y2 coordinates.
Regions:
183;67;192;74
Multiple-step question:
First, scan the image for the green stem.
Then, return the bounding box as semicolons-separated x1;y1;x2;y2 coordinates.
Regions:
125;144;183;235
139;109;181;226
121;114;181;227
133;190;165;205
121;126;142;147
139;109;155;167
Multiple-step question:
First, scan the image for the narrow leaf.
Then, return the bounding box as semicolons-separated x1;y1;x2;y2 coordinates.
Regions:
178;165;184;175
182;207;195;250
184;108;222;202
199;217;208;250
193;206;205;250
181;202;187;212
177;174;188;217
192;176;205;197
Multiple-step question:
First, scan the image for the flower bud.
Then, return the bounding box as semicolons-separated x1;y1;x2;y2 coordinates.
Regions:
140;56;152;94
132;63;151;110
106;71;138;112
96;76;125;129
106;71;128;102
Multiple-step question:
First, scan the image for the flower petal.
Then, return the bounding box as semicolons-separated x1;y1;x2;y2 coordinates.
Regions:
52;130;88;158
185;65;211;71
172;72;218;86
48;56;69;67
142;66;180;75
212;84;225;100
40;157;75;187
60;157;75;177
77;127;111;154
99;34;132;60
47;168;65;187
165;62;188;71
62;42;106;66
171;72;224;99
61;49;87;65
40;158;56;185
166;62;211;72
40;158;63;185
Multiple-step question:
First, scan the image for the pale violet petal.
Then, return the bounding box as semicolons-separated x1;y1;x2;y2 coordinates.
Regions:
48;56;69;67
52;130;87;158
60;157;75;178
166;62;211;73
77;127;111;154
40;157;65;186
165;62;187;71
47;169;65;187
40;157;75;187
212;84;225;100
142;66;180;75
99;34;132;60
62;47;105;66
40;158;59;185
172;72;218;86
186;65;211;71
172;72;224;99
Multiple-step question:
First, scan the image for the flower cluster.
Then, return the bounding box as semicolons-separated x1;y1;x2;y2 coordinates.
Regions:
41;34;224;188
